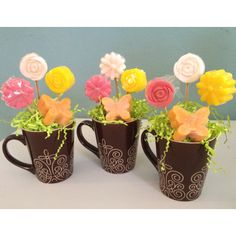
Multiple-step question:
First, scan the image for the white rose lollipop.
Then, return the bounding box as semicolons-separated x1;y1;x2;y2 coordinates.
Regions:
100;52;126;97
174;53;205;83
20;52;48;99
174;53;205;101
20;53;48;81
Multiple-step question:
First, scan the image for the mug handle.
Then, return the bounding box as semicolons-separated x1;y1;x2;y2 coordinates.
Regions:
76;120;99;158
141;129;158;170
2;134;35;174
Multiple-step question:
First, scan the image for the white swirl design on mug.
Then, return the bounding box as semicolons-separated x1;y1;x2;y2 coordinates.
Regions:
98;139;136;173
186;166;208;200
33;149;73;183
159;164;208;201
159;164;185;201
126;143;137;171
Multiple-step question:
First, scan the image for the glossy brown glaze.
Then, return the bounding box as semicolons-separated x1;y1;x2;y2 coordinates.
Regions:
141;129;216;201
77;119;140;174
2;123;74;184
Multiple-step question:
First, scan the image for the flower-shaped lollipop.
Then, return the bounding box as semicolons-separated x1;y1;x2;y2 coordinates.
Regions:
145;78;175;108
196;69;236;106
85;75;112;103
20;52;48;99
121;68;147;93
45;66;75;94
20;53;48;81
0;77;34;109
174;53;205;83
100;52;126;80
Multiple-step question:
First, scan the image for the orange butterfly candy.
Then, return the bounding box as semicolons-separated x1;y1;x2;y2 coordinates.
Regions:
38;94;73;126
101;94;132;121
168;105;210;142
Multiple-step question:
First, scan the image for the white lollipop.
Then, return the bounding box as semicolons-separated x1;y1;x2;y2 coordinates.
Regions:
99;52;126;98
19;52;48;99
174;53;205;83
20;53;48;81
99;52;126;80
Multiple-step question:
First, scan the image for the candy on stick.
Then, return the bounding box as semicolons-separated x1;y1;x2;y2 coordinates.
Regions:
45;66;75;96
121;68;147;93
174;53;205;101
0;77;34;109
20;53;48;99
85;75;112;102
145;78;175;109
196;69;236;106
100;52;126;97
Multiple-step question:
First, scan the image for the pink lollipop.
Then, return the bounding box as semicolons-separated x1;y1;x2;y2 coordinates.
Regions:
1;77;34;109
145;78;175;108
85;75;112;103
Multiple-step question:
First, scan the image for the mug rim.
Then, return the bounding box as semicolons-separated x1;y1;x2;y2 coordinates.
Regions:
21;121;75;133
92;118;139;125
156;136;217;145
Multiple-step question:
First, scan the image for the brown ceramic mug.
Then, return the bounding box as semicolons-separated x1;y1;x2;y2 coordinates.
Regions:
141;129;216;201
77;119;140;174
2;122;75;184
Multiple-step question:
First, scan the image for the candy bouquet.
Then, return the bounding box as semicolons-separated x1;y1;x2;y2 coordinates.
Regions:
141;53;236;201
1;53;80;183
86;52;150;123
77;52;151;174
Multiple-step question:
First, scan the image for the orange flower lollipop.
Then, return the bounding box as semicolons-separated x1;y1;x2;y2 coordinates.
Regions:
101;94;132;121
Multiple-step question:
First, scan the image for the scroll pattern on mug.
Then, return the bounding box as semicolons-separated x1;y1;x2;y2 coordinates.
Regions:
99;139;136;173
34;149;73;183
159;164;208;201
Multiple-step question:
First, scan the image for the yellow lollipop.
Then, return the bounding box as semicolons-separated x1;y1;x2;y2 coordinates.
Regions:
45;66;75;94
121;68;147;93
196;69;236;106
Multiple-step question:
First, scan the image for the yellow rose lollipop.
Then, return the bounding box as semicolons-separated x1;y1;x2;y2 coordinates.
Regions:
196;69;236;106
45;66;75;94
121;68;147;93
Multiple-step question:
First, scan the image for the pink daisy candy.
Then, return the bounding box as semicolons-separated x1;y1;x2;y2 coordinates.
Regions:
1;77;34;109
85;75;112;103
145;78;175;108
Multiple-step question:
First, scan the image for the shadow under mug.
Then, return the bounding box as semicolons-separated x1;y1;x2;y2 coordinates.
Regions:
141;129;216;201
2;123;75;184
77;119;140;174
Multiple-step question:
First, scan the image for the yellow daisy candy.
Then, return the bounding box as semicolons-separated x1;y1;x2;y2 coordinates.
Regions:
121;68;147;93
45;66;75;94
196;69;236;106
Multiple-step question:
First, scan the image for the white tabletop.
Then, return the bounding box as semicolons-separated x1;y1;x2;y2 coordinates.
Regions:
0;119;235;209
